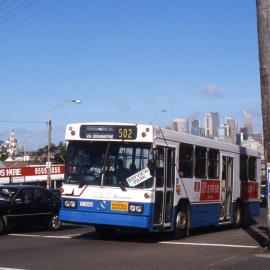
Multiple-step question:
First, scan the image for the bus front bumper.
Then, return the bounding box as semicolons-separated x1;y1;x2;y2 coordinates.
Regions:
60;209;153;230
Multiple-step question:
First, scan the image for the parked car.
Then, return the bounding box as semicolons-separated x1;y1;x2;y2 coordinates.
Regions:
0;185;61;234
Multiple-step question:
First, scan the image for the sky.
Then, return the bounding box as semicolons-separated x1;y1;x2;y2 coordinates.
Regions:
0;0;262;150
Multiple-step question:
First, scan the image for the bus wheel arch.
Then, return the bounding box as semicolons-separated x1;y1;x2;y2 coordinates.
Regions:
174;199;190;237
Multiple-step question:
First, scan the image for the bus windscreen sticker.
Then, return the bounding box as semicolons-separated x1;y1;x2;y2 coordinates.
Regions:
126;168;152;187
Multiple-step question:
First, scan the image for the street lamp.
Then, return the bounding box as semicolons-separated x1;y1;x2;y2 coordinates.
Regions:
149;109;167;125
47;99;81;189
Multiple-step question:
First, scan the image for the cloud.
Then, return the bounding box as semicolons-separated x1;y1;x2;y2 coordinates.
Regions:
200;84;222;98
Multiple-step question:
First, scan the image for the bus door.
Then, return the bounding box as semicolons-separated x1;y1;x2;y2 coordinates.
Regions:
153;147;175;230
220;156;233;222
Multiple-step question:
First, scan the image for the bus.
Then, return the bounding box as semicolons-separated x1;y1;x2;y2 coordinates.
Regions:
59;122;261;237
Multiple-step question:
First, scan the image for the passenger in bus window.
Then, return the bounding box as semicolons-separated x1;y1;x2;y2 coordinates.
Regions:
129;163;137;174
116;159;129;181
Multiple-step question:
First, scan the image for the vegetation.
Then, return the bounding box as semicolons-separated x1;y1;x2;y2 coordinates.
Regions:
0;141;67;164
33;142;67;164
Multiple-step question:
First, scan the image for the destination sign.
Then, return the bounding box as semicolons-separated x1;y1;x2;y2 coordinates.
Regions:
80;125;137;140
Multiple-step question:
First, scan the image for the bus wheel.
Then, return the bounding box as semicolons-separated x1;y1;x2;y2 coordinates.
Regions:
0;216;6;235
175;205;190;238
233;203;242;228
95;225;115;238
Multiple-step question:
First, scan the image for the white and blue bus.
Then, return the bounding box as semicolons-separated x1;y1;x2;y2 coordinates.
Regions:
59;122;261;237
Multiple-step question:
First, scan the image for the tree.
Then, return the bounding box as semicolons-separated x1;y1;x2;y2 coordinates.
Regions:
53;142;67;164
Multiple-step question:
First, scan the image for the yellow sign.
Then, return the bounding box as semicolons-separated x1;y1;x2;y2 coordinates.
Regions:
111;201;128;211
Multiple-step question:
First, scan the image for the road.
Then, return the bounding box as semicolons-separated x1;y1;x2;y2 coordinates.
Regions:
0;208;269;270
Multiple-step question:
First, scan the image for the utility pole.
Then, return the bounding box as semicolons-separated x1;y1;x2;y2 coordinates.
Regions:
46;119;52;189
46;99;81;189
256;0;270;250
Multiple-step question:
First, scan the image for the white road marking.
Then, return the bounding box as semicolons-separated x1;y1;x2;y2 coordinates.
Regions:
0;268;29;270
8;233;72;239
159;241;259;249
7;233;261;250
254;253;270;259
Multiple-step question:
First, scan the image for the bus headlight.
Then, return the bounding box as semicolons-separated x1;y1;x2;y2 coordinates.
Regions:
135;205;143;213
129;204;144;214
64;199;77;208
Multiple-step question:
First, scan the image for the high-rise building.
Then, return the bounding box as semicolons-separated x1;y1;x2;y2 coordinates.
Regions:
191;119;199;136
171;118;189;133
204;112;219;139
243;111;253;137
224;117;237;144
191;119;205;137
240;127;249;141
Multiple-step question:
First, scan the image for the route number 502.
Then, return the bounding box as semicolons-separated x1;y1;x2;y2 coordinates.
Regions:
118;128;132;139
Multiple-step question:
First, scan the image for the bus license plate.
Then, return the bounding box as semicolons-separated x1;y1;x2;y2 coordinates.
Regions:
111;201;128;211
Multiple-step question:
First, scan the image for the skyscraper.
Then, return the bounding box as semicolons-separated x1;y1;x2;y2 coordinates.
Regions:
204;112;219;138
225;117;237;144
191;119;205;137
171;118;189;133
243;111;253;137
191;119;199;136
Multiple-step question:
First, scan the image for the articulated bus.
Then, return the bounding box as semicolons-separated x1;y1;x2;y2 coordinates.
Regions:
59;122;261;237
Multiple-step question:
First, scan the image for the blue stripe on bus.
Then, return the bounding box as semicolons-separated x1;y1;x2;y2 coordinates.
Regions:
242;201;260;220
190;203;220;228
60;198;154;229
60;198;260;230
60;209;153;229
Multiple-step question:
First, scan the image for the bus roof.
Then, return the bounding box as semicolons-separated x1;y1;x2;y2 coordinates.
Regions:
154;126;260;158
64;122;260;158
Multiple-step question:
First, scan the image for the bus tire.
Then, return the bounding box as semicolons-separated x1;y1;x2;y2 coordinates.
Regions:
233;202;242;228
0;216;6;235
95;225;115;238
175;204;190;238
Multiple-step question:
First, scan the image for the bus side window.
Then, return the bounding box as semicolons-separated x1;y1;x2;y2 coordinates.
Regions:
248;157;256;181
208;149;220;179
240;155;248;181
156;148;165;187
179;143;193;178
195;146;207;179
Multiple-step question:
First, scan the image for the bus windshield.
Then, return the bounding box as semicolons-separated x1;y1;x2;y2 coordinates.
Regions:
64;141;154;189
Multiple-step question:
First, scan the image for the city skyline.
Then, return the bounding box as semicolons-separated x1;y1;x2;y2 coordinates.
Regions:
0;109;262;151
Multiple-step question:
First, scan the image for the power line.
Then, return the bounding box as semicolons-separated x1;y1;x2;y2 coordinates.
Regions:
0;0;39;25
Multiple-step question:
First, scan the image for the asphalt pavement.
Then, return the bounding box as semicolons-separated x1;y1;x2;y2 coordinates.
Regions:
0;208;269;270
